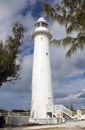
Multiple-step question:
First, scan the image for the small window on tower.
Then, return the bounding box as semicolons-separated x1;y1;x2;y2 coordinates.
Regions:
46;53;48;55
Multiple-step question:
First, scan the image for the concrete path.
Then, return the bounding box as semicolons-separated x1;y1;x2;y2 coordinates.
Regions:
1;121;85;130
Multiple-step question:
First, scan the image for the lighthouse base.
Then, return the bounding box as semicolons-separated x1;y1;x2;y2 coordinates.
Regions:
29;117;59;124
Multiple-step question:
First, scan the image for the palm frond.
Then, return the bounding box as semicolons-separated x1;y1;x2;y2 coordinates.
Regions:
62;36;73;46
50;39;62;46
66;43;78;57
67;22;80;34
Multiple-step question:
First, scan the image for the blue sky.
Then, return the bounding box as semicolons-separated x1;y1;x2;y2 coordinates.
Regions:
0;0;85;111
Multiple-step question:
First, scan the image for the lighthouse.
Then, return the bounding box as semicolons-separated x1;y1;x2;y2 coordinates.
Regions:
31;17;53;119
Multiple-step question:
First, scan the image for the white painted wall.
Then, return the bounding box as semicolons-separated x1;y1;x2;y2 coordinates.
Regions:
31;17;53;119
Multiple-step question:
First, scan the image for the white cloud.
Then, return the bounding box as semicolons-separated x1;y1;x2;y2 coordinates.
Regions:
0;0;28;41
50;22;66;40
13;54;33;93
0;0;28;20
0;0;36;41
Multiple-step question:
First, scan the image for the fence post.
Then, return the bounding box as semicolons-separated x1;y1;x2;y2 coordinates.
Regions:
18;112;19;116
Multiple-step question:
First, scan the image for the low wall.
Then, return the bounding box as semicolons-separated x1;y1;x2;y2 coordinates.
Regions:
29;118;58;124
6;116;29;126
6;116;63;126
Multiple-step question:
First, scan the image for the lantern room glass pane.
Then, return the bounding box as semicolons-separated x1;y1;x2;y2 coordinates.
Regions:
35;22;40;27
41;22;48;28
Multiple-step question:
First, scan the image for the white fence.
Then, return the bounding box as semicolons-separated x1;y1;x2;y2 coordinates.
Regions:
0;112;30;117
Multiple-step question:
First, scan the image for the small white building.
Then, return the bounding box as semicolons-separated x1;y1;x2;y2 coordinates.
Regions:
77;110;85;120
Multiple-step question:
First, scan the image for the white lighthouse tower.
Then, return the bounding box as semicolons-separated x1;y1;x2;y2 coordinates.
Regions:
31;17;53;119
